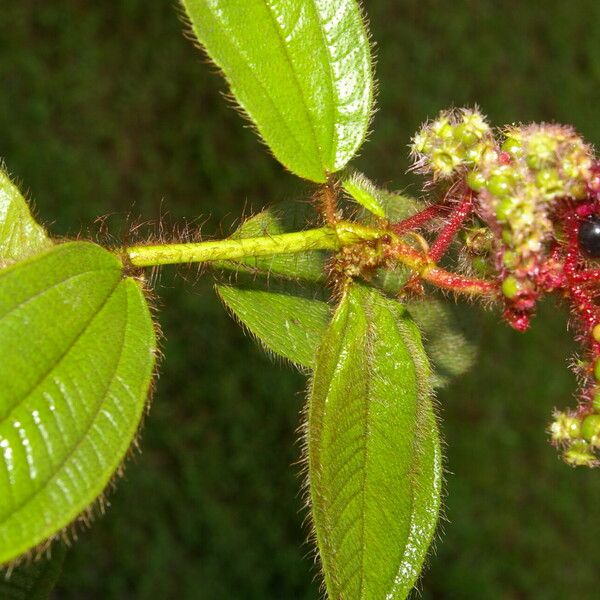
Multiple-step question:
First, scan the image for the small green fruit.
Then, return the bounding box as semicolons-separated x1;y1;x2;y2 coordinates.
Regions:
581;415;600;443
466;170;486;192
501;275;521;299
487;173;514;197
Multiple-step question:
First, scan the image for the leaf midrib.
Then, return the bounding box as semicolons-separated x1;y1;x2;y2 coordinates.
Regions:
0;279;128;532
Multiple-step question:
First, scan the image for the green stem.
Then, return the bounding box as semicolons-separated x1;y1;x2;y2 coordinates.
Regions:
124;222;382;268
122;221;495;298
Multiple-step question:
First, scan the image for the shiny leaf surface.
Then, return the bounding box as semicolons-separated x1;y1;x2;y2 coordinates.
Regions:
182;0;374;182
0;243;155;564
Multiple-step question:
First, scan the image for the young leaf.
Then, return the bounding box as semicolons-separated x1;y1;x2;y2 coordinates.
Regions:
345;170;421;224
307;284;442;599
216;278;330;368
0;544;66;600
342;172;386;218
216;200;328;282
0;242;155;564
182;0;374;182
0;168;52;266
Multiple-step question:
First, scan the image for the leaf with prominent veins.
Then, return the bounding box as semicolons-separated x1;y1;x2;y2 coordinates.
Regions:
307;284;442;599
182;0;374;182
0;242;155;565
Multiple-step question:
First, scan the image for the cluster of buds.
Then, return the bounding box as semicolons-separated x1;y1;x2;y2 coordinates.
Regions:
409;108;600;467
551;409;600;467
411;112;596;328
410;108;494;179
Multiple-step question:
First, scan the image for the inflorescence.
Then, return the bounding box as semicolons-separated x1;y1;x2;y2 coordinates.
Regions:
401;107;600;466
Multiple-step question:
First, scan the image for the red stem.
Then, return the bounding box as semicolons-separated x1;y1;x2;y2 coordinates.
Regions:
391;204;445;234
428;189;474;262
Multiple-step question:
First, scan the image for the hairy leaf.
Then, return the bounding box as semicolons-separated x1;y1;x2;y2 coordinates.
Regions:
0;169;52;266
307;284;442;599
0;242;155;564
182;0;374;182
342;172;386;217
0;544;66;599
345;171;420;224
216;200;328;281
217;278;330;368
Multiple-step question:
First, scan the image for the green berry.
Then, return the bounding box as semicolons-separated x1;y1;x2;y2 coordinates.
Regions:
593;325;600;343
593;391;600;413
581;415;600;442
453;123;478;146
471;256;490;276
487;173;514;197
502;275;521;299
466;170;486;192
501;137;522;156
495;197;517;222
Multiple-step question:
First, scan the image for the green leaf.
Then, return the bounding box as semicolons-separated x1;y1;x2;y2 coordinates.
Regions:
346;171;420;224
182;0;374;182
0;169;52;266
216;278;330;368
307;284;442;599
0;544;66;600
216;200;328;282
0;242;156;565
342;172;386;217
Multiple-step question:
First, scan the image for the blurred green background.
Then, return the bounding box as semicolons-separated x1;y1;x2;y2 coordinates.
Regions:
2;1;600;598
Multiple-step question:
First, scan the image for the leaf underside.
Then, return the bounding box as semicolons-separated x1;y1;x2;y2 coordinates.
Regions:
217;278;330;368
181;0;374;182
307;284;442;600
0;242;155;564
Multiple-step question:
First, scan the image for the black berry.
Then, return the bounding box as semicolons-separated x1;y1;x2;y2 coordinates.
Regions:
579;215;600;258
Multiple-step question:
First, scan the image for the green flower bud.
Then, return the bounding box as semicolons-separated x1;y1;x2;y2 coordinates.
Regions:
564;440;596;467
593;391;600;413
453;122;479;146
495;197;518;222
501;275;521;299
488;173;514;197
501;137;522;157
535;168;563;197
466;170;486;192
432;118;454;139
550;412;582;442
501;229;513;245
581;415;600;443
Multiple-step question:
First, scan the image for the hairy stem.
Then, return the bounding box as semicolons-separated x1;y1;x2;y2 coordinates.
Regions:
123;223;381;267
122;222;495;298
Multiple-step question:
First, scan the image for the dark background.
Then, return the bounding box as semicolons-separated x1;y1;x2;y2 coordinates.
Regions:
2;1;600;598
